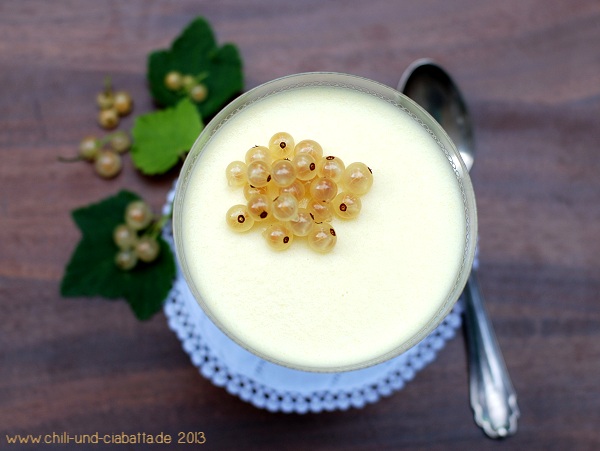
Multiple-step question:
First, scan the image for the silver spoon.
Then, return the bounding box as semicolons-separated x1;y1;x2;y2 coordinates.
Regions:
398;59;520;438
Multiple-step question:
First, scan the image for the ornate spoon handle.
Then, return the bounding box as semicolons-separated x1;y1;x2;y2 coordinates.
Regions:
463;270;520;438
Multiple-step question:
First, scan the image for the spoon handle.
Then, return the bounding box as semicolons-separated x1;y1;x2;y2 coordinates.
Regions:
463;270;520;438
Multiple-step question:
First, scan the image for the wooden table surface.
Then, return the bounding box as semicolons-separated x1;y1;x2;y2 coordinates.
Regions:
2;1;599;449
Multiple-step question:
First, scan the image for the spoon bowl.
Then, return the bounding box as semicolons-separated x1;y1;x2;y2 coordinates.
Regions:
398;58;474;171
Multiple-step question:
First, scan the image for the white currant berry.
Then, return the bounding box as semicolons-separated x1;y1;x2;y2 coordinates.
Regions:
135;236;160;263
307;198;333;223
272;193;299;221
247;193;272;221
289;208;313;237
247;160;271;188
263;222;294;251
317;155;345;181
115;249;138;270
279;179;306;201
271;159;296;187
309;177;338;203
226;204;255;232
78;136;100;161
243;183;265;200
94;150;122;178
265;181;281;200
164;71;183;91
113;224;138;250
268;132;294;159
113;91;133;116
190;83;208;102
294;139;323;160
98;108;119;130
341;162;373;195
109;131;131;153
307;223;337;253
125;200;153;231
182;75;196;91
332;192;362;219
245;145;272;164
96;91;114;110
292;153;317;181
243;182;278;201
225;160;247;187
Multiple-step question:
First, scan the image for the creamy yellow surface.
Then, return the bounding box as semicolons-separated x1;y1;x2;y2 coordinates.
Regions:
180;86;466;371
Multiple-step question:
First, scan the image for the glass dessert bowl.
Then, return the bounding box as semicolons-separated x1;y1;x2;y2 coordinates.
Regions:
173;72;477;373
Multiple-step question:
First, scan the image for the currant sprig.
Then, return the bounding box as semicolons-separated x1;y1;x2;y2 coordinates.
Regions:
163;70;209;104
225;132;373;253
113;200;169;270
58;131;132;179
97;76;134;129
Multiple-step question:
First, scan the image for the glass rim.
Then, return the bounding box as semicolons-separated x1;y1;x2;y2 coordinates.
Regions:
173;72;478;373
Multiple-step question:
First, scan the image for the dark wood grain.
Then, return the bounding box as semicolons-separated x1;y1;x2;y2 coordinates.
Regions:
1;0;599;449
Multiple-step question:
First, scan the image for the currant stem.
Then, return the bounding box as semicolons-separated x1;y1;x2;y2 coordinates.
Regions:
195;71;209;83
103;75;113;94
147;212;171;240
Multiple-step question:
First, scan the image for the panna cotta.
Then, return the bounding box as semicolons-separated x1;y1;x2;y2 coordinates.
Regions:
174;73;476;372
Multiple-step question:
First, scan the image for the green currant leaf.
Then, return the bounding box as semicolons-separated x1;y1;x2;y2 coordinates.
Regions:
148;16;244;119
60;190;176;320
130;98;203;175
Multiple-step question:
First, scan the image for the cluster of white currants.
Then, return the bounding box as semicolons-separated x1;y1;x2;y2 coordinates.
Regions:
225;132;373;253
164;71;208;103
96;80;133;130
59;78;133;179
113;201;161;270
72;132;131;179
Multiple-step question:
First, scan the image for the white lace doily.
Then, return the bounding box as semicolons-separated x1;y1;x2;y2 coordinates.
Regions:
162;184;468;413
